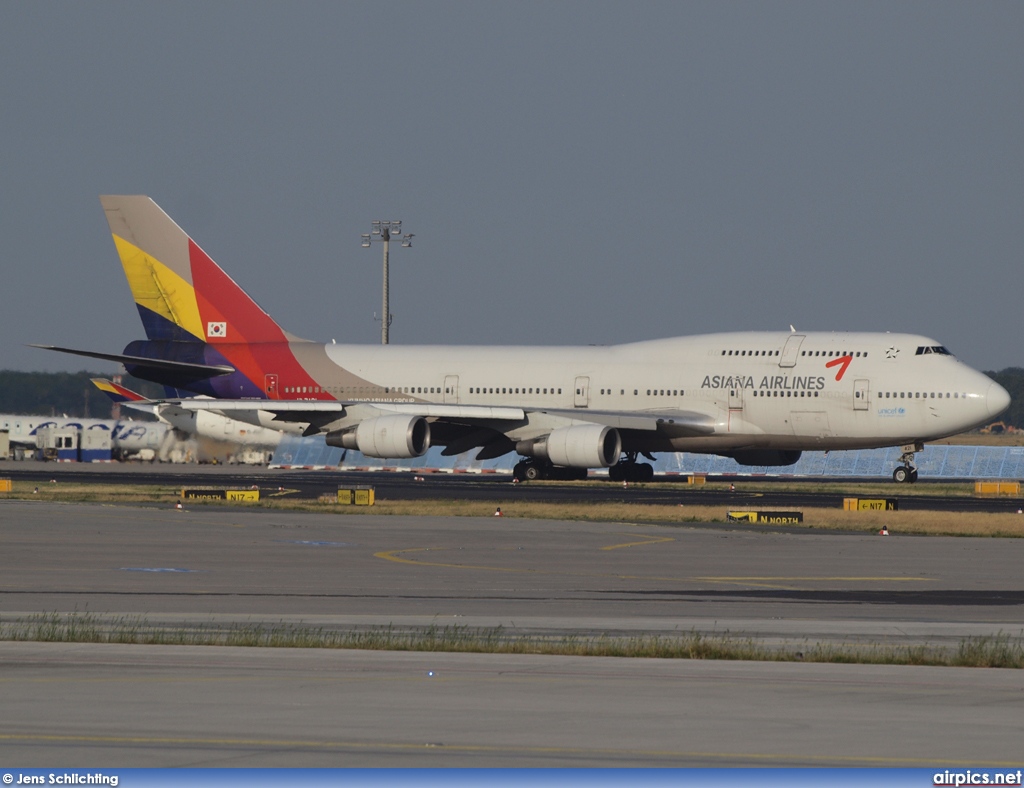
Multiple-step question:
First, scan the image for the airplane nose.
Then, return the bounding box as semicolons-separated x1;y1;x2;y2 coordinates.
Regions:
987;381;1011;418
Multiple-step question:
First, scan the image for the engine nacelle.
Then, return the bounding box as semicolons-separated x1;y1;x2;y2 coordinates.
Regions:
723;449;802;467
522;424;621;468
326;414;431;459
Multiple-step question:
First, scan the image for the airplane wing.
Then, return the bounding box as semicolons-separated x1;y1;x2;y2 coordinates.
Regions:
166;399;713;431
536;408;716;436
158;399;715;456
168;399;346;413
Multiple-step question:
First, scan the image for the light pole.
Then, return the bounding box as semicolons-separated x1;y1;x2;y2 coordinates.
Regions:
362;220;413;345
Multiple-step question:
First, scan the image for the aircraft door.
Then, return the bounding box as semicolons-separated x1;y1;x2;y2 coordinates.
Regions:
265;374;279;400
853;379;869;411
574;376;590;408
444;375;459;404
727;388;744;432
779;335;805;368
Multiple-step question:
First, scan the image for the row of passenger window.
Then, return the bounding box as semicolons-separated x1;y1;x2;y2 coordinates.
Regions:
718;349;870;359
881;392;967;399
751;391;820;398
285;385;450;397
469;387;562;395
599;389;686;396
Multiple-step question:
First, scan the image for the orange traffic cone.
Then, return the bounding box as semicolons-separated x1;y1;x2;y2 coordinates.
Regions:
878;526;889;536
494;507;503;517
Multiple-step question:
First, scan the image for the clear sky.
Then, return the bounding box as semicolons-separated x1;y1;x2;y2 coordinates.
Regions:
1;2;1021;373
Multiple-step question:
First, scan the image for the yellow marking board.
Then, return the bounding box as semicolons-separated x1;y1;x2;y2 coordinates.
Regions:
0;479;11;492
975;481;1020;495
727;511;803;524
338;487;375;506
181;488;260;501
844;498;898;511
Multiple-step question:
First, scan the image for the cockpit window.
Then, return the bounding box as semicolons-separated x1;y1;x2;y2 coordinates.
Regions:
915;346;952;356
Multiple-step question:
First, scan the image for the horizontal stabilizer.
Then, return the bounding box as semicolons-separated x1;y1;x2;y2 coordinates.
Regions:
31;345;235;377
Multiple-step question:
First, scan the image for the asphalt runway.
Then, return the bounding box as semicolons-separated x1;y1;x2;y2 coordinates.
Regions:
4;460;1024;512
3;642;1023;768
0;500;1023;766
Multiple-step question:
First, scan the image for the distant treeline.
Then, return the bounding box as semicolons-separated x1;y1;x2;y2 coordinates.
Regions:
0;371;163;418
2;368;1023;428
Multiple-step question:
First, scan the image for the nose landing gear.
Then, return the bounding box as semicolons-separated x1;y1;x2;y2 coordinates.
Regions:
893;443;922;483
892;465;918;484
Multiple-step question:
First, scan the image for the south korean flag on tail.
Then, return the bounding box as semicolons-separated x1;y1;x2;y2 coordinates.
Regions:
207;321;227;339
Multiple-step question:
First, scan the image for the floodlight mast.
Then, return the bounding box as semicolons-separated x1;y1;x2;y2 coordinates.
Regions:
361;220;413;344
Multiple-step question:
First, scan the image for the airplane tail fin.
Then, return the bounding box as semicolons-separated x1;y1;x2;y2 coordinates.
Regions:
91;377;163;417
91;378;147;404
100;196;301;345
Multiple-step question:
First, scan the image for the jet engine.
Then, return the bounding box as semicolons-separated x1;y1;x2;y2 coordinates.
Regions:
520;424;621;468
723;449;802;467
326;414;431;459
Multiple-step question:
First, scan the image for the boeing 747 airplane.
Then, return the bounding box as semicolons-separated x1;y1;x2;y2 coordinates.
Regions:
35;196;1010;482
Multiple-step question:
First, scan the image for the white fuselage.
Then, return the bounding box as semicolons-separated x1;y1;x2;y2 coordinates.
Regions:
274;330;1007;453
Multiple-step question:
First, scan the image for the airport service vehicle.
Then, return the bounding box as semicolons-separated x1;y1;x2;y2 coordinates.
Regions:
0;413;171;461
36;196;1010;483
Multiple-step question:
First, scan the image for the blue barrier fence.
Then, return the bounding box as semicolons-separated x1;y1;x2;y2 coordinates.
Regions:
270;435;1024;478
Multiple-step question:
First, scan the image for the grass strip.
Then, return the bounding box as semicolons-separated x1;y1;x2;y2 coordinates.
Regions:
3;480;1024;536
3;613;1022;668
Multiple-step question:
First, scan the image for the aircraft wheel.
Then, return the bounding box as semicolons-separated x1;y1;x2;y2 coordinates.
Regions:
893;466;910;484
909;469;919;483
638;463;654;482
608;464;625;482
512;462;528;482
523;464;542;481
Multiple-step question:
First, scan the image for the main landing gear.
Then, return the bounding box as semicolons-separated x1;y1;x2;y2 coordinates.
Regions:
892;444;922;484
512;460;588;482
511;452;656;483
607;452;655;483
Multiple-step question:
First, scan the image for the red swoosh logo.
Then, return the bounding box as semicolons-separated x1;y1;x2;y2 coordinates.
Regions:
825;355;853;381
